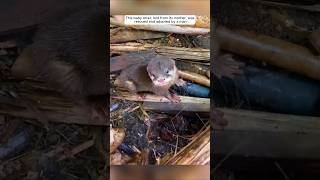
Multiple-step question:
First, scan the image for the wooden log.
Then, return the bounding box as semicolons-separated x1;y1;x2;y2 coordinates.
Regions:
178;70;210;87
214;108;320;159
0;80;107;126
217;108;320;133
110;42;210;62
175;60;209;77
143;101;209;113
217;26;320;81
111;93;210;112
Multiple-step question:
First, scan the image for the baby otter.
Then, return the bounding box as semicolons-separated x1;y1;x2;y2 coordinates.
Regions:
115;55;182;103
11;7;107;120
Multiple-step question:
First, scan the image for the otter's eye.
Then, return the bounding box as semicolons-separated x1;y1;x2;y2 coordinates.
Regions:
166;70;170;74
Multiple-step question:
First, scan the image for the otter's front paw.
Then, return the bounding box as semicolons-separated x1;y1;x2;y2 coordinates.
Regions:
166;93;181;103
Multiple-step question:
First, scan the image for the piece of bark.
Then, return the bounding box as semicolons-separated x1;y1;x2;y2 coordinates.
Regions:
217;26;320;81
110;42;210;62
178;70;210;87
163;125;210;165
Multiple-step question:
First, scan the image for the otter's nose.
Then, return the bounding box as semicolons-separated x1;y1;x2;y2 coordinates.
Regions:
158;78;165;83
